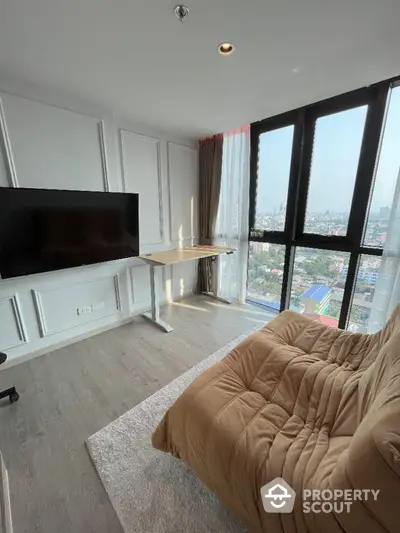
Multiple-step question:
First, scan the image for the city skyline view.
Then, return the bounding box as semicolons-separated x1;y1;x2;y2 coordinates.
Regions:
249;85;400;333
256;86;400;217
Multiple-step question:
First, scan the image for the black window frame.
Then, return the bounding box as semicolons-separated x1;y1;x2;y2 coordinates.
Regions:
248;75;400;329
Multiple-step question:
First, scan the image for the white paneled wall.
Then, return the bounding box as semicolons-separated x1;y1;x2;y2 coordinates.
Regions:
0;295;28;351
0;88;198;363
31;275;121;338
0;94;110;191
120;131;163;245
167;142;199;293
168;142;198;245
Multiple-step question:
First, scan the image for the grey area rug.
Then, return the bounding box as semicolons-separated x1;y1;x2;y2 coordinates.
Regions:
86;330;263;533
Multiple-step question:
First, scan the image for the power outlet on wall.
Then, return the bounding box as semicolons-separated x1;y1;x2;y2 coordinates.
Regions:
77;302;105;316
77;305;92;316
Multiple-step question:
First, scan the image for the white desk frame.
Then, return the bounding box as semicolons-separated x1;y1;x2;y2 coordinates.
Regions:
139;246;235;333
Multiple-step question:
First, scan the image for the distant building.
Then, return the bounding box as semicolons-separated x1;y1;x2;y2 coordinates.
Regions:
330;255;345;273
252;242;270;253
299;284;331;314
363;270;379;284
363;256;381;269
341;267;379;285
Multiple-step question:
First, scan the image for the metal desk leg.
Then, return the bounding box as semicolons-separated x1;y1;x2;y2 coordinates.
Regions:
202;254;232;305
142;265;174;333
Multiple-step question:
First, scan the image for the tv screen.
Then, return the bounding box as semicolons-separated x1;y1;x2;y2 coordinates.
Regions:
0;187;139;279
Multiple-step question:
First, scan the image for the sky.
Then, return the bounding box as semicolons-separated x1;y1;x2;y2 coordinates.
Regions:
256;86;400;216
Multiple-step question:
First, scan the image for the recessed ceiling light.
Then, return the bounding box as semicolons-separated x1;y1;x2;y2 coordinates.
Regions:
218;42;235;56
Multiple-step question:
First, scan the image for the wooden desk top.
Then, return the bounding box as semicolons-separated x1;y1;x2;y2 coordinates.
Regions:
139;245;235;266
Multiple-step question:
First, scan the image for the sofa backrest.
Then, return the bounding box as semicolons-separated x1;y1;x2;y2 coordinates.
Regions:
334;307;400;531
357;306;400;417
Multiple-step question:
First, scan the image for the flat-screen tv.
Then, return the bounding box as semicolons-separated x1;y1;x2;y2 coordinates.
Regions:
0;187;139;279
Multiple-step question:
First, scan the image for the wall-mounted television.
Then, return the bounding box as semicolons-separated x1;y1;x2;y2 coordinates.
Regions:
0;187;139;279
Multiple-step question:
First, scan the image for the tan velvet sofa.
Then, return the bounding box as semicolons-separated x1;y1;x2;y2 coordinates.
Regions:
153;309;400;533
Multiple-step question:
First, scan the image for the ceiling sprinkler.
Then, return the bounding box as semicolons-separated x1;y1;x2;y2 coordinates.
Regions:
174;5;189;22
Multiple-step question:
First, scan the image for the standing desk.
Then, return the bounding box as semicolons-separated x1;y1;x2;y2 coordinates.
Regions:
139;245;235;332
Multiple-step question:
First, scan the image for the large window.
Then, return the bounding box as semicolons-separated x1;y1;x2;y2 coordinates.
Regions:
304;106;367;236
248;78;400;330
347;255;382;332
247;242;285;310
255;126;294;232
289;248;350;326
364;86;400;246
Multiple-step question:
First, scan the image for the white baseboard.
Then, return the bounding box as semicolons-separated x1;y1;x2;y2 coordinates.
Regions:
1;289;194;370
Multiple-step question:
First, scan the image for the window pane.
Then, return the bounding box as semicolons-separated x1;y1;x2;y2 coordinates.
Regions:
290;247;350;327
304;106;368;236
346;255;382;332
247;242;285;311
364;86;400;247
254;126;294;232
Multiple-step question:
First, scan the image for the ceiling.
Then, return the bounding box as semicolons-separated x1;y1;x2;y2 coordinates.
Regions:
1;0;400;139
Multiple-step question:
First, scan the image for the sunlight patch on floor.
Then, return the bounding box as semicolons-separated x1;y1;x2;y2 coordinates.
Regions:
204;300;276;319
242;316;270;325
171;301;210;312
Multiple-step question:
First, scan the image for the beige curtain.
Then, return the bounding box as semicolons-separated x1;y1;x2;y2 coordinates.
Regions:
197;134;223;292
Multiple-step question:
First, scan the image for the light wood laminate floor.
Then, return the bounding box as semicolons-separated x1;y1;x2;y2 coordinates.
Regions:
0;295;275;533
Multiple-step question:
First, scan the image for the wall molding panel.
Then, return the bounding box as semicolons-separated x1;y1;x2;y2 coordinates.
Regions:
97;119;110;192
0;294;28;350
31;274;122;338
167;142;198;243
0;93;109;191
31;290;46;338
0;96;19;187
113;274;122;312
120;130;164;245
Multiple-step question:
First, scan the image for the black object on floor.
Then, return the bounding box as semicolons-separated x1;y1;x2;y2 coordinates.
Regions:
0;352;19;403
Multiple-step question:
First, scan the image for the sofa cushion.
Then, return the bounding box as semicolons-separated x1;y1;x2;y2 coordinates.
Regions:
152;309;400;533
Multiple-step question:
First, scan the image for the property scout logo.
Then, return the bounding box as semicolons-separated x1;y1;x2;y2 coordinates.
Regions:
260;478;380;514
